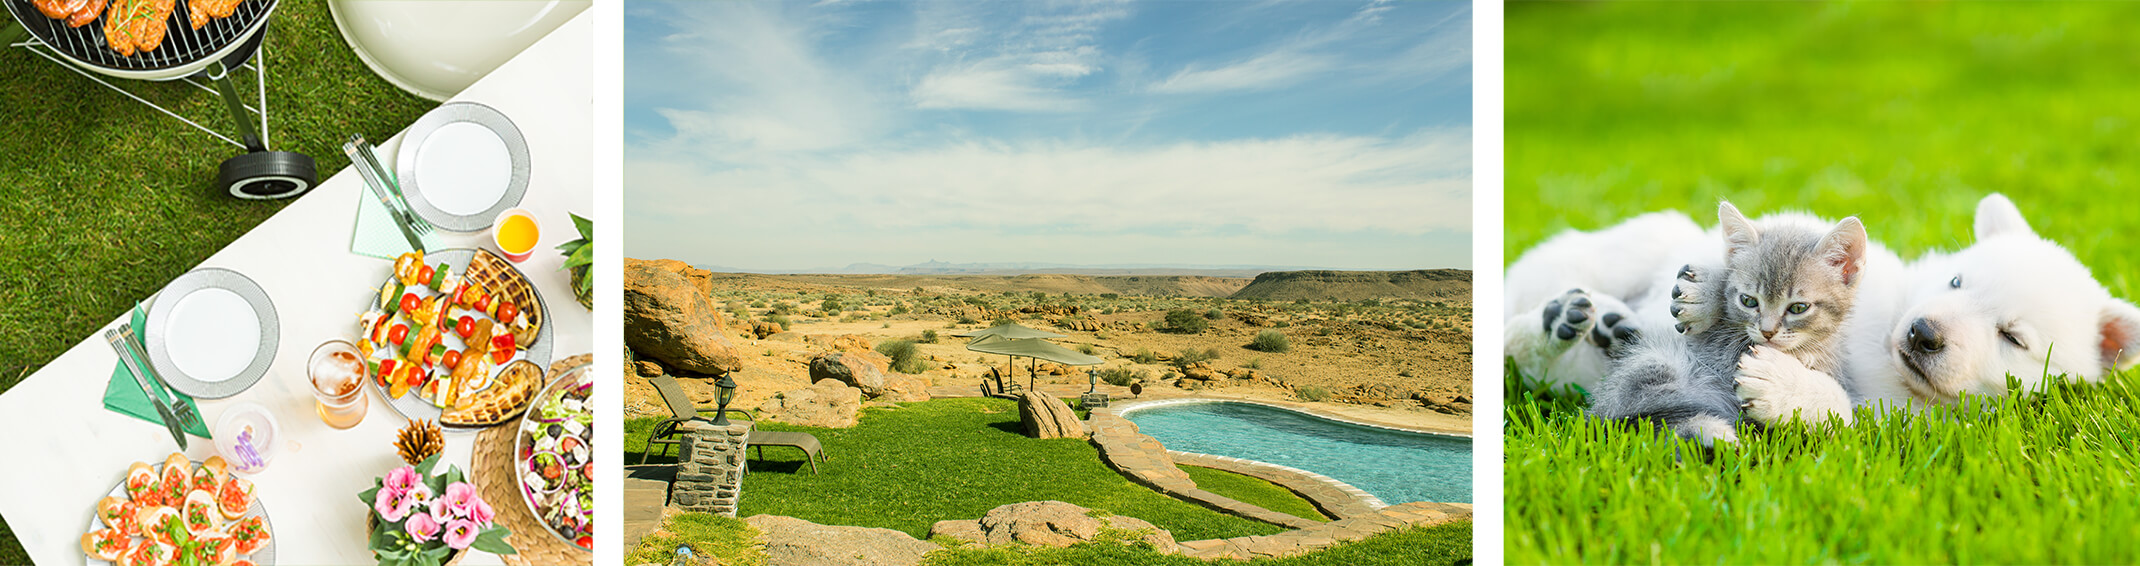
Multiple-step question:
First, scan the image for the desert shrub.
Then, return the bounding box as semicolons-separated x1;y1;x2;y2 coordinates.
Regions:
1248;330;1291;353
1204;308;1224;320
765;314;792;330
1097;367;1147;387
1297;385;1331;402
920;329;940;344
876;340;929;374
1130;349;1159;364
890;304;910;315
821;297;844;313
773;301;798;315
957;315;979;325
1174;348;1219;368
1100;293;1120;299
1274;320;1291;328
1078;344;1097;355
1163;309;1209;334
1243;358;1263;370
992;316;1019;326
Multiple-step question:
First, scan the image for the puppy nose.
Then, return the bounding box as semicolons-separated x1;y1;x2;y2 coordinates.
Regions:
1907;319;1944;354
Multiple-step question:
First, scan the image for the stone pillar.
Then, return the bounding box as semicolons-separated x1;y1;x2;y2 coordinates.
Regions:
672;419;752;516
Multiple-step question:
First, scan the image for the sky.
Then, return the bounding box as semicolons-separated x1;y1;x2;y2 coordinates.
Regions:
624;0;1472;272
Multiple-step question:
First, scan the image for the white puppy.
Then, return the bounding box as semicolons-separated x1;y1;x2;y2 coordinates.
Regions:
1737;194;2140;423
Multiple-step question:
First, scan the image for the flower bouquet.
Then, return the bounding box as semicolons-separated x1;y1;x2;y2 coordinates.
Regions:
360;454;516;566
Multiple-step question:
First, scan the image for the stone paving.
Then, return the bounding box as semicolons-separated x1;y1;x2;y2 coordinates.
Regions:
623;465;675;551
1088;408;1323;529
1170;451;1381;520
1175;501;1474;560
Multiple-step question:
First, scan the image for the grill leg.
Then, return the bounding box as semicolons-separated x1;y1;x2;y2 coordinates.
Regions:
207;62;265;153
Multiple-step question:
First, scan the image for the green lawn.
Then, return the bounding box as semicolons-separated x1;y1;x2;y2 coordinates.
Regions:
0;1;436;558
1508;2;2140;563
1178;465;1330;523
627;510;1470;566
623;398;1287;542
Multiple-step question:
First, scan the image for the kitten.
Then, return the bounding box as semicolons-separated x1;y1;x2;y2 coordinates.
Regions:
1588;202;1868;445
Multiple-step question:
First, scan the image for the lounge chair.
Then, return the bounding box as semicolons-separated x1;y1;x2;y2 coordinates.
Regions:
640;375;828;474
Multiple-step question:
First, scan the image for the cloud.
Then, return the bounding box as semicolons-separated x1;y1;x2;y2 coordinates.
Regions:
912;62;1094;112
902;0;1128;112
1152;50;1331;94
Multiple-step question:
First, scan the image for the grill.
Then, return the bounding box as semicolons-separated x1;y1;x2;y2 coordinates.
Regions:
4;0;317;199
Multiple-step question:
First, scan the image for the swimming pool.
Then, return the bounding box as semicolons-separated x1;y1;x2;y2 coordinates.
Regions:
1124;401;1470;504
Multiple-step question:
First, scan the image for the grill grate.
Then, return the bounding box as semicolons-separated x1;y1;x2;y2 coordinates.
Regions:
10;0;272;73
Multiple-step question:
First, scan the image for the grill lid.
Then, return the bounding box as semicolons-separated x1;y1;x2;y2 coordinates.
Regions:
8;0;275;74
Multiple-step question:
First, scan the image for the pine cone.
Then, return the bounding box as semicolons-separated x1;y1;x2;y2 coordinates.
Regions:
395;419;444;466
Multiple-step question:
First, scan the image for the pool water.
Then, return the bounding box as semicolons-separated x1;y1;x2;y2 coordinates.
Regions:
1126;402;1471;504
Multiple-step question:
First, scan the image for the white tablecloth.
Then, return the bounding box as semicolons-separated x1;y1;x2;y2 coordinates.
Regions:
0;11;591;565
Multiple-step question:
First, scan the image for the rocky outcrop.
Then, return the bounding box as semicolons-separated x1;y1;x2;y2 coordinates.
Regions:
623;258;742;375
634;360;663;378
1056;317;1100;332
756;379;862;428
809;351;930;402
746;514;937;566
751;320;783;339
1016;391;1086;439
927;501;1176;554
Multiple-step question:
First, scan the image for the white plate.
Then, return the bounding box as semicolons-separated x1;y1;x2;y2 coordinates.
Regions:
163;288;260;383
415;122;513;215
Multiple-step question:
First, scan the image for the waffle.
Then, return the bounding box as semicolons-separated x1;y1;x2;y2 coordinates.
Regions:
466;249;544;346
442;360;543;427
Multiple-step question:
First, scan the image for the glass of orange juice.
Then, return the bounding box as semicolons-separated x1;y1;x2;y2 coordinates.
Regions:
494;208;541;262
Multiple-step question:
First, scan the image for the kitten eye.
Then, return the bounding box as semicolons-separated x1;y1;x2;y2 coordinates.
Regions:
1999;328;2026;349
1740;294;1758;308
1787;302;1810;315
1951;275;1963;289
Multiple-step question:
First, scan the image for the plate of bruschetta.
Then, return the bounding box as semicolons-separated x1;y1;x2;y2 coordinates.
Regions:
84;452;273;565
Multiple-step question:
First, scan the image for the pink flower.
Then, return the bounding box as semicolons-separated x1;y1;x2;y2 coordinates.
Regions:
405;512;442;543
385;466;422;493
442;519;479;550
374;487;412;522
443;482;480;518
462;495;494;525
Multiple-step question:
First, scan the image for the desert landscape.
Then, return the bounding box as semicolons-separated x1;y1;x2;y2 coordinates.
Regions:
624;259;1473;433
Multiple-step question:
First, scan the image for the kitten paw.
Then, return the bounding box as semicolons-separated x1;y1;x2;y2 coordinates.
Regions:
1735;346;1852;425
1671;263;1723;335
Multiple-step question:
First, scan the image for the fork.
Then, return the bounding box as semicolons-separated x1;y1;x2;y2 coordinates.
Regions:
118;325;204;431
346;134;436;237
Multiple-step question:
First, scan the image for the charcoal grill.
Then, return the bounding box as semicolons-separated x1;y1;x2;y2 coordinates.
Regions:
3;0;316;199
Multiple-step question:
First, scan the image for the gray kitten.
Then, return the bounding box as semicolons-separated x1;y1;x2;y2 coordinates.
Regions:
1589;202;1868;445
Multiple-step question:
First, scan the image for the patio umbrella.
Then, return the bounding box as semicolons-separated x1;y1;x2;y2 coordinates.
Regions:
955;322;1069;380
964;334;1103;391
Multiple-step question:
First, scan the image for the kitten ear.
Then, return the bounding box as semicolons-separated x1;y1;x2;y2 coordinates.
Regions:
1817;217;1870;286
1974;193;2035;240
1718;201;1759;260
2098;300;2140;370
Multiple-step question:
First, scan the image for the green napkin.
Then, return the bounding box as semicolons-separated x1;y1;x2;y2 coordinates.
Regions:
102;304;211;438
351;187;445;259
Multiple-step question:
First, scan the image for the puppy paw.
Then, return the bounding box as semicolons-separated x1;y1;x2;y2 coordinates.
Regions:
1671;264;1723;335
1735;346;1851;425
1541;288;1599;345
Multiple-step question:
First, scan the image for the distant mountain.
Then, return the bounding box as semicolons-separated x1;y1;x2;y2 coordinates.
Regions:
694;260;1333;278
1228;269;1472;301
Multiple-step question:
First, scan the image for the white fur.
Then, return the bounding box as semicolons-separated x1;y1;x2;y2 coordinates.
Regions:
1736;345;1854;425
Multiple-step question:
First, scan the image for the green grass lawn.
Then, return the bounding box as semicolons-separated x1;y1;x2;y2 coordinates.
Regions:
623;398;1287;542
1508;2;2140;563
627;510;1470;566
0;2;435;558
1178;465;1329;523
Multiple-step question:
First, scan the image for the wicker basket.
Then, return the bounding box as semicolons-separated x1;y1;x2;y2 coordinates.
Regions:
465;248;544;345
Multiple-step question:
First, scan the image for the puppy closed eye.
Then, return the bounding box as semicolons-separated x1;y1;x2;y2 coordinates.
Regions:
1999;327;2027;349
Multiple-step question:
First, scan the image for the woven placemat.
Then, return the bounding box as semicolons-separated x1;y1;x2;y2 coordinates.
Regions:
470;353;594;565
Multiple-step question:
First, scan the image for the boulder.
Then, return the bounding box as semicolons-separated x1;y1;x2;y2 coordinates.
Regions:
634;360;663;378
926;501;1176;554
623;258;742;375
830;334;875;354
1179;364;1220;382
810;352;888;395
1016;391;1086;439
751;320;783;339
747;514;937;566
1057;317;1100;332
756;379;862;428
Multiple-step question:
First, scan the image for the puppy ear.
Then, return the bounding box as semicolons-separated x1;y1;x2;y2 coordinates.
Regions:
1975;193;2035;241
1817;217;1870;286
1718;201;1759;260
2098;299;2140;371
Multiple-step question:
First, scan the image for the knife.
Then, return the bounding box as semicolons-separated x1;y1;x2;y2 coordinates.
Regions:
119;322;204;433
107;328;188;450
343;135;427;253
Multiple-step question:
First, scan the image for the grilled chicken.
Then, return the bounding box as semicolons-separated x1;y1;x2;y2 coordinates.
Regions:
30;0;106;28
187;0;242;29
102;0;175;56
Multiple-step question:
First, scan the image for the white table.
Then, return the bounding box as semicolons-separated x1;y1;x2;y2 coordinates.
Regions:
0;11;590;565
